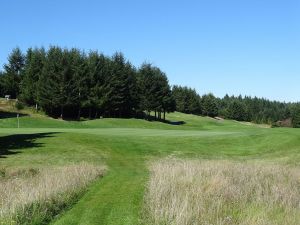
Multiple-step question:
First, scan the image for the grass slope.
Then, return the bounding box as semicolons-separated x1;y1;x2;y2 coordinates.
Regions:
0;110;299;224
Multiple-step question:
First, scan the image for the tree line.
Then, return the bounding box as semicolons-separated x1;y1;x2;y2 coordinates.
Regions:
0;47;174;120
172;86;300;127
0;47;299;127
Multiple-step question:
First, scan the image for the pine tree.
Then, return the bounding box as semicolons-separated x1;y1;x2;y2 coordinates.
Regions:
292;104;300;128
0;71;4;97
227;100;247;121
87;52;111;118
201;93;218;117
172;85;201;114
138;64;167;119
58;48;85;119
162;90;175;120
107;53;137;117
38;46;64;117
155;71;174;120
21;47;46;107
172;85;186;113
138;64;157;117
68;48;88;119
2;47;25;98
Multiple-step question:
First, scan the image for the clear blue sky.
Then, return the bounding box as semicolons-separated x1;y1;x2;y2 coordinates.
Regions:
1;0;299;102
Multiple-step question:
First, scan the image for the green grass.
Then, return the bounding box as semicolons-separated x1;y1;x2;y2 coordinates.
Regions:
0;111;299;224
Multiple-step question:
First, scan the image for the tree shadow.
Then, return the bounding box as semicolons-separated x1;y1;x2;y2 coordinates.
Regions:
0;132;58;158
0;111;28;119
146;115;186;125
166;120;186;125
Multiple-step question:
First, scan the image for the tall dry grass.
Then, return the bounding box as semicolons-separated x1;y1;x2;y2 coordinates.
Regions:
144;159;300;225
0;163;105;224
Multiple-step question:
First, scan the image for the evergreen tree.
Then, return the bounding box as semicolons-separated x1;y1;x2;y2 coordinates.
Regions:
106;53;137;117
58;48;84;118
291;104;300;128
162;90;176;120
172;85;201;114
227;100;247;121
186;89;201;114
0;71;4;97
2;47;25;98
38;46;64;117
154;70;173;120
172;85;187;112
86;51;106;118
21;47;46;107
138;63;173;120
68;48;88;119
138;63;158;117
201;93;218;117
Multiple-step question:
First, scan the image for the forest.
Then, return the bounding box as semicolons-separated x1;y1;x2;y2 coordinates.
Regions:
0;47;299;127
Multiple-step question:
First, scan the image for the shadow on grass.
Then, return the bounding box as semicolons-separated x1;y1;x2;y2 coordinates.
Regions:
146;115;186;125
166;120;186;125
0;111;28;119
0;132;58;158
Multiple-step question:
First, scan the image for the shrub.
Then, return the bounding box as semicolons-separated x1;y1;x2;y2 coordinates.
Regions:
15;101;24;110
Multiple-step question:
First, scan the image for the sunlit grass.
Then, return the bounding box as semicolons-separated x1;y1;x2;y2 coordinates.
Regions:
0;111;300;224
144;159;300;225
0;163;105;225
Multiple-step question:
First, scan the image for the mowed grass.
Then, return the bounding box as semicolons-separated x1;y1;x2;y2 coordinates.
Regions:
0;111;300;224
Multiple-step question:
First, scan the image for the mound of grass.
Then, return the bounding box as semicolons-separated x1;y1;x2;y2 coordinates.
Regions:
144;159;300;225
0;163;105;225
0;108;257;131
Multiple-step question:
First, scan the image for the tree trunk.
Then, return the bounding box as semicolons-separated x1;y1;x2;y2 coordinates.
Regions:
164;110;166;121
78;107;81;120
60;105;64;120
155;110;157;119
89;107;92;119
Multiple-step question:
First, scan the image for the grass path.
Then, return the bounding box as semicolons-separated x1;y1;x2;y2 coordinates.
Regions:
52;141;148;225
53;135;154;225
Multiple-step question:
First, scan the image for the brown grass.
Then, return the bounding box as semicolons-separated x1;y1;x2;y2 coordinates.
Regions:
144;159;300;225
0;163;105;223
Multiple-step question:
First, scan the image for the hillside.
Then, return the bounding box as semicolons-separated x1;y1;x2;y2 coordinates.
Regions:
0;98;265;130
0;102;299;225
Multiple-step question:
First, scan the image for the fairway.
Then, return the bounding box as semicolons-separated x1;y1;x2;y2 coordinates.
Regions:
0;128;240;137
1;112;300;224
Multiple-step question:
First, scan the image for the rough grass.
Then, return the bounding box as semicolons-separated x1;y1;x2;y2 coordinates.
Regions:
0;163;105;225
144;159;300;225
